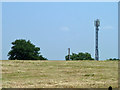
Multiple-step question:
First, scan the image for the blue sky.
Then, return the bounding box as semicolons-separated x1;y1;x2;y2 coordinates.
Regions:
2;2;118;60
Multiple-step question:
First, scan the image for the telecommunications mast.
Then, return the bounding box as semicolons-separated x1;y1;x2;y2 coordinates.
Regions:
94;19;100;61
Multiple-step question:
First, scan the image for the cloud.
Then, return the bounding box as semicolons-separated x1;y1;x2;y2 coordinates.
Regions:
60;26;70;31
101;26;114;30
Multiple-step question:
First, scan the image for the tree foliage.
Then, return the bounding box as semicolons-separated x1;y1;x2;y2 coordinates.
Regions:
8;39;47;60
106;58;119;61
65;52;94;60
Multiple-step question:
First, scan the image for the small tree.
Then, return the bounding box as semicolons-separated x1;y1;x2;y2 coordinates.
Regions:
8;39;47;60
106;58;119;61
65;52;94;60
65;55;72;61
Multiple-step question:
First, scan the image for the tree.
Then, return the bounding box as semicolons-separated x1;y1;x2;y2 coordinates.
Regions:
106;58;119;61
65;52;94;60
65;55;72;61
8;39;47;60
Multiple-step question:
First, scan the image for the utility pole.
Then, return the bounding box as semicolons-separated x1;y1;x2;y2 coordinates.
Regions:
94;19;100;61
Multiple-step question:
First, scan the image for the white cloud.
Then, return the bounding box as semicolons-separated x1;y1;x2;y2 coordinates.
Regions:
101;26;114;30
60;26;70;31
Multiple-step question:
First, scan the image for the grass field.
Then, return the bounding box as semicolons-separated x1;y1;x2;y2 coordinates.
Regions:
2;60;118;88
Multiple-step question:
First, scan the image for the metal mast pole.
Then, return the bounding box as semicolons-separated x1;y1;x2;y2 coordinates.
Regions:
94;19;100;61
95;26;99;60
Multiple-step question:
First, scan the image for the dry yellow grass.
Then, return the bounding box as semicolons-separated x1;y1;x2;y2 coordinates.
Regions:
1;60;118;88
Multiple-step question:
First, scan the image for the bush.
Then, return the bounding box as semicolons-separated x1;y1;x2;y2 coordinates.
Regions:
65;52;94;60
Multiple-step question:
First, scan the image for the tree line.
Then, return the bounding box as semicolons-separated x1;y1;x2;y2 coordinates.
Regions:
7;39;119;61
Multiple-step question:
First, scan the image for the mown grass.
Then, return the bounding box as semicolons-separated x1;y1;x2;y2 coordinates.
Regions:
2;60;118;88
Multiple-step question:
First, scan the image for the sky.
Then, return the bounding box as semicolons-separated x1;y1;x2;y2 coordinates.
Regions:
2;2;118;60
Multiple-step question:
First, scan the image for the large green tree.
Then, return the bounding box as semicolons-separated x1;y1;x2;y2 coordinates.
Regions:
8;39;47;60
65;52;94;60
